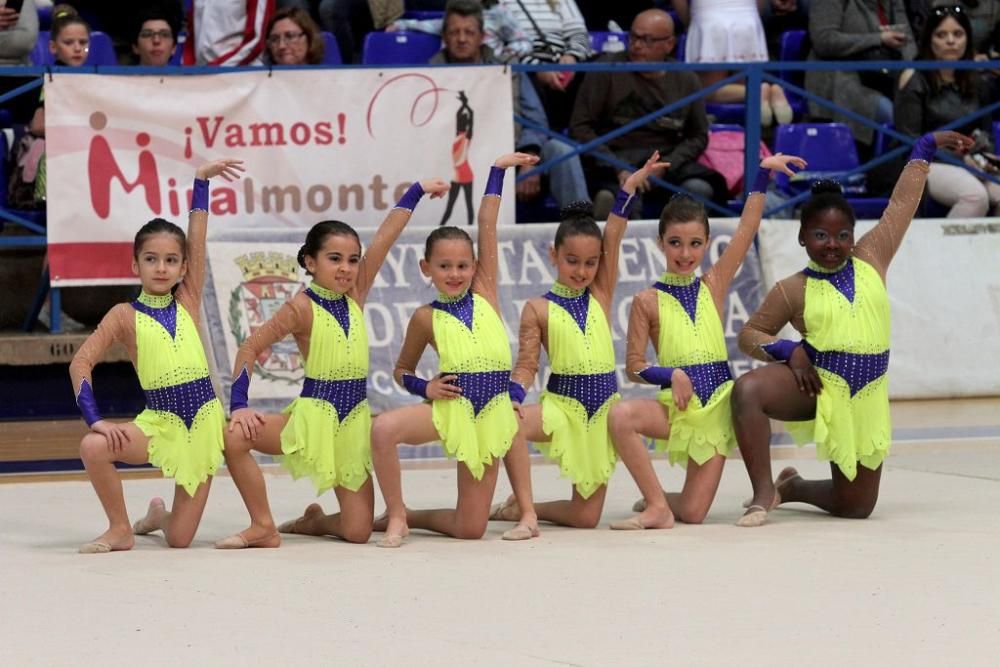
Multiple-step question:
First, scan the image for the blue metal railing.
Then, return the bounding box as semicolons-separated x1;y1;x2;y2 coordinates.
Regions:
4;58;1000;332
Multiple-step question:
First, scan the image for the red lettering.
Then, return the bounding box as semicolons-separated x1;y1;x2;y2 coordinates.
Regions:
289;122;311;146
196;116;224;148
315;121;333;145
87;133;161;219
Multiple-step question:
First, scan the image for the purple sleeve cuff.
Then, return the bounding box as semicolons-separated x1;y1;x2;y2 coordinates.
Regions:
611;189;636;218
508;381;526;404
484;165;504;197
394;181;425;211
230;367;250;412
76;379;102;427
191;178;209;212
402;374;428;399
910;133;937;163
638;365;675;388
761;339;800;362
748;167;772;195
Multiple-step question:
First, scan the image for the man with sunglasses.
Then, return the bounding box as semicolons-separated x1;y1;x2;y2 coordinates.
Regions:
570;8;727;218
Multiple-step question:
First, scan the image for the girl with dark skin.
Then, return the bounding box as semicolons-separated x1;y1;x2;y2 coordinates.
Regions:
731;130;971;527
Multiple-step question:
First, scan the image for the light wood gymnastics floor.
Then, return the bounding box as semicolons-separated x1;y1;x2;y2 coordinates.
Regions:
1;398;998;666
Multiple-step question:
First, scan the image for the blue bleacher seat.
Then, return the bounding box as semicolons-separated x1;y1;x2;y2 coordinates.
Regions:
401;10;445;21
362;31;442;65
31;31;117;67
169;33;186;66
777;29;809;119
590;31;627;55
774;123;889;218
321;32;343;65
675;33;686;61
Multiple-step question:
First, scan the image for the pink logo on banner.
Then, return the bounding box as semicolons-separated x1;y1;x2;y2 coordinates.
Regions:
87;112;161;219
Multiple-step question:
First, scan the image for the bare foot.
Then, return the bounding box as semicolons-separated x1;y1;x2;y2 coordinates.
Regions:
488;494;520;522
278;503;325;536
133;497;167;535
79;526;134;554
610;504;675;530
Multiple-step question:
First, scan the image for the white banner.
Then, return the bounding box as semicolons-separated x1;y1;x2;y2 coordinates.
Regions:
758;218;1000;399
201;219;767;415
44;68;514;286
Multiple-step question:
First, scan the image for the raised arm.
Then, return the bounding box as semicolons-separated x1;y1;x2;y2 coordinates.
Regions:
855;132;969;278
178;159;244;313
705;154;806;307
473;153;539;308
354;178;449;304
592;152;671;306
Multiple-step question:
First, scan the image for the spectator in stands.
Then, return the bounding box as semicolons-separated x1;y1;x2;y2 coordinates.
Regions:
431;0;589;211
895;4;1000;216
761;0;810;60
389;0;532;62
131;5;181;67
945;0;1000;55
264;6;324;64
0;0;38;65
184;0;274;66
570;9;727;217
672;0;793;126
503;0;594;129
807;0;916;151
277;0;402;63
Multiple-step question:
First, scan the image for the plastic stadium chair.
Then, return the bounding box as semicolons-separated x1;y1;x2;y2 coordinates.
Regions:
321;32;343;65
31;31;117;66
169;33;186;66
774;123;889;218
362;31;442;65
590;31;627;55
401;11;445;21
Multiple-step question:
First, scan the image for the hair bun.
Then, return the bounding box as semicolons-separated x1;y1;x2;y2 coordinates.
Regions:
296;245;308;270
811;179;843;195
560;200;594;221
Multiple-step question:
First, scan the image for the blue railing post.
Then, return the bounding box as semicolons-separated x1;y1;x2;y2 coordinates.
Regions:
744;63;763;201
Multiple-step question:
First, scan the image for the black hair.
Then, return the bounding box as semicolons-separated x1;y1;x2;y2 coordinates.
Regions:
554;200;602;248
918;5;977;98
800;180;855;229
444;0;486;33
424;226;474;260
297;220;361;275
133;218;186;259
133;1;182;44
658;194;710;237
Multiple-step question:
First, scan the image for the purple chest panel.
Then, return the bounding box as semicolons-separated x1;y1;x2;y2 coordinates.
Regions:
450;370;510;416
131;299;178;339
546;371;618;420
301;377;367;421
544;290;590;333
431;291;475;331
653;278;701;324
803;260;855;304
305;288;351;337
680;361;733;406
144;376;216;430
803;342;889;397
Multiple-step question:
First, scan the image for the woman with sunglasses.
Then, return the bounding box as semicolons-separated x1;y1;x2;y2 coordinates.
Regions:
264;6;325;65
894;4;1000;216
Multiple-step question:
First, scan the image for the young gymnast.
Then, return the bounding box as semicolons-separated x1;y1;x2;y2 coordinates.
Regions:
217;178;450;548
69;158;245;553
608;153;806;530
488;153;671;539
732;131;970;526
370;152;539;547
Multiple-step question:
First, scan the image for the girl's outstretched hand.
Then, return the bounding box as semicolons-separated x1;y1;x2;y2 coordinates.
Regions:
932;131;973;154
196;158;245;182
623;151;671;195
760;153;807;176
420;178;450;199
494;152;540;170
